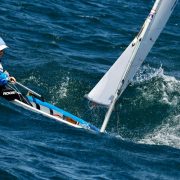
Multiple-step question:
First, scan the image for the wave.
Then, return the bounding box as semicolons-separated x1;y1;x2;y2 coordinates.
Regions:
133;65;180;106
0;169;17;180
131;66;180;149
138;114;180;149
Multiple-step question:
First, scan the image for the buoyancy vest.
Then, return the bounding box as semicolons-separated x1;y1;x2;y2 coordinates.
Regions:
0;60;8;86
0;72;8;86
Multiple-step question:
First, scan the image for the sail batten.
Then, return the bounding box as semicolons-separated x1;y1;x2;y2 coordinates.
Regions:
86;0;178;107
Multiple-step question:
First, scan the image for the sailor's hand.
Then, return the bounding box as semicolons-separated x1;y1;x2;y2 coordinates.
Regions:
9;76;16;84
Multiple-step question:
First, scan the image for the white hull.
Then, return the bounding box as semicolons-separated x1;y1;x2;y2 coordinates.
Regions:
12;99;83;129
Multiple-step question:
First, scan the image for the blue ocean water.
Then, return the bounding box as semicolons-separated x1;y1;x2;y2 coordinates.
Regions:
0;0;180;179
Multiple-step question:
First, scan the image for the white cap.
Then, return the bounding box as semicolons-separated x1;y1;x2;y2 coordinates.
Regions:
0;37;8;51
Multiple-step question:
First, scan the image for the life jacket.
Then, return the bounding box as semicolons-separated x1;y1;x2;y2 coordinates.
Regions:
0;71;8;86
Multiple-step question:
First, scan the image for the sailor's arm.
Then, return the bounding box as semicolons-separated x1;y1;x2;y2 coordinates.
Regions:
0;72;16;85
2;69;16;84
0;61;16;84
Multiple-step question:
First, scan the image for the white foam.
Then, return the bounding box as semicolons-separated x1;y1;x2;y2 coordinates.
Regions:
133;65;180;106
133;65;164;84
134;66;180;148
21;73;69;102
50;76;70;103
22;75;41;85
138;114;180;149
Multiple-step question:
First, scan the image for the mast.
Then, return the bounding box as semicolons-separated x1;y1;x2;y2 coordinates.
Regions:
100;90;118;132
100;0;162;132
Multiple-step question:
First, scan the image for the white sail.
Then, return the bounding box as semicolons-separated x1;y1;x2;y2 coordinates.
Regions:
86;0;178;107
86;38;137;106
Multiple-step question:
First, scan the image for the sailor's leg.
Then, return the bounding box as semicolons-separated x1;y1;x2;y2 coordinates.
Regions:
0;85;32;105
0;85;18;101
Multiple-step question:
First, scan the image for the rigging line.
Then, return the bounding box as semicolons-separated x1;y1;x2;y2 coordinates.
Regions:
11;84;24;101
9;83;31;105
9;84;24;102
84;101;98;118
88;100;98;110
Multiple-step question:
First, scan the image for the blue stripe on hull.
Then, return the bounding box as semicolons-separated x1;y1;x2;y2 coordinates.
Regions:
27;96;99;132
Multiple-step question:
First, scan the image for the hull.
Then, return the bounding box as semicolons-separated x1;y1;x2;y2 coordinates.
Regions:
12;99;82;129
0;85;99;132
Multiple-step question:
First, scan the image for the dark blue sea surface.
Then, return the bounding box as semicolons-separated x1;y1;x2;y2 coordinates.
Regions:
0;0;180;179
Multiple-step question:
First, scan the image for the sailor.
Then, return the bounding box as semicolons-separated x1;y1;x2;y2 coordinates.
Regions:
0;38;33;105
0;37;16;86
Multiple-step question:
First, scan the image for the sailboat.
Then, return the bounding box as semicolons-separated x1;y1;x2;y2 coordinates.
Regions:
86;0;178;132
0;0;178;133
